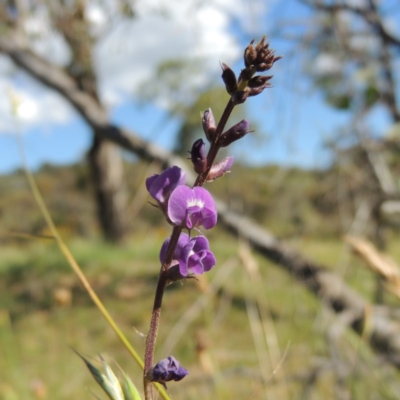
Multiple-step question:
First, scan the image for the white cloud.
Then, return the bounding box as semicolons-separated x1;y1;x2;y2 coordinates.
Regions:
0;72;75;133
314;53;342;76
94;0;241;108
0;0;264;132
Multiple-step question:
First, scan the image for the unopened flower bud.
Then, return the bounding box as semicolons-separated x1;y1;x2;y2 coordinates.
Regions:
221;63;237;95
244;39;257;67
256;59;278;72
149;356;189;385
247;75;273;96
248;86;265;96
248;75;273;88
190;139;207;174
245;36;281;72
219;120;251;147
202;108;216;142
256;53;282;72
238;67;254;83
207;156;234;181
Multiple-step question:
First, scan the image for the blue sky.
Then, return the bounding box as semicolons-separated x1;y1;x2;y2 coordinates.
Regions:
0;0;394;174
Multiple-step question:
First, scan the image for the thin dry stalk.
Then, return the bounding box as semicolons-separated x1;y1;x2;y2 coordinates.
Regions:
345;236;400;299
239;240;289;400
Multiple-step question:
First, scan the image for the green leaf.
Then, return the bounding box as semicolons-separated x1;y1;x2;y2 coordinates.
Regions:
121;373;143;400
74;350;123;400
101;356;124;400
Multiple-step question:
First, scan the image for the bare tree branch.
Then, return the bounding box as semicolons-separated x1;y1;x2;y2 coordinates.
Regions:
301;0;400;50
302;0;400;122
0;33;186;168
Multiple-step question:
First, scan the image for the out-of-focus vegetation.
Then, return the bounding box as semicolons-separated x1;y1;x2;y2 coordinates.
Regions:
2;161;400;399
0;161;344;241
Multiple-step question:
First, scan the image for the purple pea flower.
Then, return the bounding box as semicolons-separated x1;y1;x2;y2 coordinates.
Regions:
168;186;217;230
151;356;189;384
160;232;216;277
146;166;186;206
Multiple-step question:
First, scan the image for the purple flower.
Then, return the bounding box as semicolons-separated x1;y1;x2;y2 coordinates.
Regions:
146;166;186;206
168;186;217;230
151;356;189;383
160;233;216;277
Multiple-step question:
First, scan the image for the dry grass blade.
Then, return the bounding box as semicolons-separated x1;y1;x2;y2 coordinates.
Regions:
345;236;400;299
239;240;289;400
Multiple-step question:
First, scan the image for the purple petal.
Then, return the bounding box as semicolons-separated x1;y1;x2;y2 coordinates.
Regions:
152;356;189;383
192;235;210;252
168;186;217;229
187;253;204;275
192;187;216;211
160;232;190;264
173;366;189;381
201;251;216;272
179;236;216;276
186;206;202;229
147;166;186;203
179;239;195;276
168;185;193;226
146;174;158;192
200;207;217;230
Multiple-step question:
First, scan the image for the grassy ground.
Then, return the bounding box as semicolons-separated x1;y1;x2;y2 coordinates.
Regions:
2;225;400;400
0;153;398;399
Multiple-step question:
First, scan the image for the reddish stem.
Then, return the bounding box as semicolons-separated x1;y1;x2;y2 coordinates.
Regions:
143;97;236;400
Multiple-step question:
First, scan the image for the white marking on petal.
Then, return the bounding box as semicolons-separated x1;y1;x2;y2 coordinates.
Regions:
187;198;204;208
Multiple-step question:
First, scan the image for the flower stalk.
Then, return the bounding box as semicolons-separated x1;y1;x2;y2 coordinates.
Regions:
143;36;281;400
143;225;183;399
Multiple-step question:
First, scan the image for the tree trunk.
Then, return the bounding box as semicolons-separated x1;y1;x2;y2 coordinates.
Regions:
88;133;127;243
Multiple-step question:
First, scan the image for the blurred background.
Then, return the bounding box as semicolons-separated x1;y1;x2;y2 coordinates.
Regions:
2;0;400;399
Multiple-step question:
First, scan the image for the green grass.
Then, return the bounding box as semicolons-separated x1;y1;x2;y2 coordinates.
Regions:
2;229;400;399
